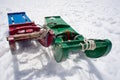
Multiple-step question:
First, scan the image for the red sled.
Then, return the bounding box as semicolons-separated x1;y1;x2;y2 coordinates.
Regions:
7;12;54;52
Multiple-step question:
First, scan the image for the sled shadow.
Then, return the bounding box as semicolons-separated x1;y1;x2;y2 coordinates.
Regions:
10;40;40;54
13;43;103;80
12;40;51;80
12;43;74;80
72;51;104;80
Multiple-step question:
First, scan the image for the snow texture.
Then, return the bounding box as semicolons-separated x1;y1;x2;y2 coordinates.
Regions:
0;0;120;80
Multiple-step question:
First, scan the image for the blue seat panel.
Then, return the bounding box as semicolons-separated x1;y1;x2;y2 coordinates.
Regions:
8;12;31;25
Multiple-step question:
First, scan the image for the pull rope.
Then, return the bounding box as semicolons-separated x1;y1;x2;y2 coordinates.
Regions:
88;39;96;50
36;22;56;39
80;39;96;51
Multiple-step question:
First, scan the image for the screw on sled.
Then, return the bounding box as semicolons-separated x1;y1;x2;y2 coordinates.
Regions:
7;12;54;52
7;12;112;62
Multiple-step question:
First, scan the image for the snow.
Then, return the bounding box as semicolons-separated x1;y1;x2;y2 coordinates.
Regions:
0;0;120;80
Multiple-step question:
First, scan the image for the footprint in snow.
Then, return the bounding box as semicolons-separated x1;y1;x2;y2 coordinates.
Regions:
110;21;117;25
6;8;12;11
92;21;103;27
107;17;117;25
0;11;3;15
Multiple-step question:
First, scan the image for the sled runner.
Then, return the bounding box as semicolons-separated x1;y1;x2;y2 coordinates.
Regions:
7;12;54;52
45;16;112;62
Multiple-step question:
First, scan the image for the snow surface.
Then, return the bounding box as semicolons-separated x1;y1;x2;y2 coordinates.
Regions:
0;0;120;80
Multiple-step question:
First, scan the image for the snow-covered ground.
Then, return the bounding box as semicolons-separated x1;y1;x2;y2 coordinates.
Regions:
0;0;120;80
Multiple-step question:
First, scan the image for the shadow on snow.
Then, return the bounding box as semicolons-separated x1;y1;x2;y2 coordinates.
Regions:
12;40;103;80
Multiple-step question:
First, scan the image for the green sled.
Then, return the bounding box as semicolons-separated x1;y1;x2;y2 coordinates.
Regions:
45;16;112;62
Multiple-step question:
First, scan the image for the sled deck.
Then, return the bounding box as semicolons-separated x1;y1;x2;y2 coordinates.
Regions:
7;12;54;52
45;16;112;62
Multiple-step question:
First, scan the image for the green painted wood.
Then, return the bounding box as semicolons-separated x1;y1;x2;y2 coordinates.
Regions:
45;16;112;62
